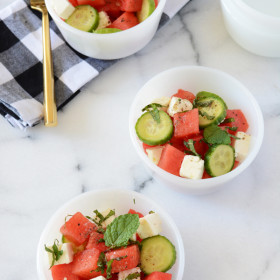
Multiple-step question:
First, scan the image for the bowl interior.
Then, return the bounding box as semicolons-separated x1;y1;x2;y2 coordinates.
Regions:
37;189;185;280
129;66;264;193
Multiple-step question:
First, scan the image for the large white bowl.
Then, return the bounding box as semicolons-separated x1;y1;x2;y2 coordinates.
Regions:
129;66;264;195
45;0;166;59
220;0;280;57
37;189;185;280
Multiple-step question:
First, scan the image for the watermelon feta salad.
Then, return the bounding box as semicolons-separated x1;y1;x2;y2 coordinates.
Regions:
52;0;158;33
135;89;251;179
45;208;176;280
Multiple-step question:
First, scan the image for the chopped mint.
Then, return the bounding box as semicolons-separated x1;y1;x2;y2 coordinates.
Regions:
87;209;115;227
142;103;162;124
184;139;201;157
104;214;140;248
223;118;235;123
44;239;63;268
199;110;215;120
125;272;141;280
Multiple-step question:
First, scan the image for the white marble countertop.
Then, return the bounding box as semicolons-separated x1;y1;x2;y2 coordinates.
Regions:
1;0;280;279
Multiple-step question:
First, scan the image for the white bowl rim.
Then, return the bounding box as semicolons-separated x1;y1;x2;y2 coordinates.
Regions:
129;65;264;192
36;188;185;280
45;0;167;38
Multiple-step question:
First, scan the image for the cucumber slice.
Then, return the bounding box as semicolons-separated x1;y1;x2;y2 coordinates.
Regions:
141;235;176;274
66;5;99;32
194;92;227;128
137;0;156;22
135;111;173;146
205;144;235;177
95;28;122;34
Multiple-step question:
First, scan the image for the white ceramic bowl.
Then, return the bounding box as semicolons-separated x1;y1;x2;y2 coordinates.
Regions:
129;66;264;195
37;188;185;280
45;0;166;59
220;0;280;57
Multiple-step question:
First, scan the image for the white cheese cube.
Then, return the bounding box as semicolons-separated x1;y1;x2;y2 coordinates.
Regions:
179;155;204;180
47;243;74;267
94;208;115;228
234;132;251;162
130;233;137;242
53;0;75;20
96;11;111;30
146;146;163;165
152;97;171;112
167;96;193;117
118;267;141;280
89;276;107;280
137;213;162;239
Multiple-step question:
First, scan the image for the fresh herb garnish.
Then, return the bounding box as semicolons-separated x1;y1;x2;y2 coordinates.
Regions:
97;227;105;234
226;126;238;131
114;255;128;261
44;240;63;268
142;103;162;124
104;214;140;248
106;259;114;279
94;252;106;274
98;238;105;243
149;210;155;214
133;198;136;205
228;134;240;140
125;272;141;280
184;139;201;157
87;209;115;227
223;118;235;124
195;100;213;107
199;110;215;120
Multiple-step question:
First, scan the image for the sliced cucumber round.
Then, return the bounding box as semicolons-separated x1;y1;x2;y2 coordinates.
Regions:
66;5;99;32
205;144;235;177
137;0;156;22
135;111;173;145
141;235;176;274
94;28;122;34
194;92;227;128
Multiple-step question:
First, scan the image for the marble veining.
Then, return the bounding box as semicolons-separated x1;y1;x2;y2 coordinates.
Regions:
0;0;280;279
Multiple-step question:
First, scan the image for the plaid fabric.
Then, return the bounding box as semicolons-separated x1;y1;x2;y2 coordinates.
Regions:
0;0;189;129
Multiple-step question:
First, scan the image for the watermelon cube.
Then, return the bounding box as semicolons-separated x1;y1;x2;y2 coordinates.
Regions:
51;263;81;280
86;231;109;252
145;271;172;280
99;0;122;20
173;109;199;138
72;248;103;279
105;244;140;273
120;0;143;12
172;89;196;104
109;12;139;30
60;212;96;246
158;144;185;176
220;109;249;133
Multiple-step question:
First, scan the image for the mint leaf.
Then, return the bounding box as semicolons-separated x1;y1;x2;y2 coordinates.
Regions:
104;214;140;248
203;125;231;145
44;239;63;268
86;209;115;227
106;259;114;279
184;139;201;157
142;103;162;124
223;118;235;124
195;100;213;107
199;110;215;120
125;272;141;280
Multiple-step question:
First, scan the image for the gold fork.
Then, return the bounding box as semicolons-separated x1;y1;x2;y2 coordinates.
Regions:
30;0;57;127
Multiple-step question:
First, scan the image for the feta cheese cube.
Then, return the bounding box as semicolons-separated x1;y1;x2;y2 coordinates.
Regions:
146;146;163;165
53;0;75;20
94;208;115;228
47;243;74;266
130;233;137;242
137;213;162;239
89;276;107;280
118;267;141;280
167;97;193;117
179;155;204;180
152;97;171;112
234;132;251;162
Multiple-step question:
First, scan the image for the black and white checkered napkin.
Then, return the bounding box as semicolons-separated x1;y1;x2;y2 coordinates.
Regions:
0;0;190;129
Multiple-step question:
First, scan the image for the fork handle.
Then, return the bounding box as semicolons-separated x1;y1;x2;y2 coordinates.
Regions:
42;8;57;127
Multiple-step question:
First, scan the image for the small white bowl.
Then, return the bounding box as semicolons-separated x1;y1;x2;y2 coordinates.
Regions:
37;188;185;280
220;0;280;57
129;66;264;195
45;0;166;59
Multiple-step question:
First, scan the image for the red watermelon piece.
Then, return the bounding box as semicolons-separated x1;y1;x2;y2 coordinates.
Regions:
120;0;143;11
51;263;80;280
109;12;139;30
60;212;96;246
77;0;106;7
72;248;104;279
128;209;144;218
99;0;122;20
185;131;209;158
172;89;196;104
220;109;249;133
105;244;140;273
158;144;185;176
173;109;199;138
86;231;109;252
145;271;172;280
